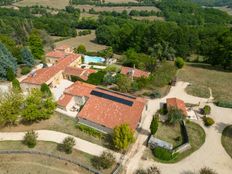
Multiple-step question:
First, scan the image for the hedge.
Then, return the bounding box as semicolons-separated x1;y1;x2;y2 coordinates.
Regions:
75;123;103;139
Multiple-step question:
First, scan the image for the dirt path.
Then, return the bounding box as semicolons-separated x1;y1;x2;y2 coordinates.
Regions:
124;81;232;174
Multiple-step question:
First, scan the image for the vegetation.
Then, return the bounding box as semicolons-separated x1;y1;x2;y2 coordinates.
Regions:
74;44;87;54
135;166;161;174
21;66;32;75
203;105;211;115
87;71;106;85
150;115;159;135
175;57;185;69
112;124;134;150
75;123;103;139
61;136;76;154
40;83;52;97
23;130;38;148
91;151;115;170
221;125;232;158
78;30;91;36
203;117;215;126
185;84;210;98
12;78;21;91
199;167;218;174
152;147;176;161
6;68;15;81
167;107;185;125
29;30;44;60
20;47;35;67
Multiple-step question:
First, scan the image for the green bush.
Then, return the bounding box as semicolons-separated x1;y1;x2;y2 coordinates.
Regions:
152;147;175;161
23;130;38;148
12;78;21;91
199;167;218;174
216;101;232;108
40;83;52;97
175;57;185;69
75;123;103;139
91;151;115;170
203;116;215;126
7;68;15;81
203;105;211;115
61;136;76;154
21;66;31;75
150;115;159;135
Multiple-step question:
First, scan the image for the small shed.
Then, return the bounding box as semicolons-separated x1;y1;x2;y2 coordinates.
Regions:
148;136;173;150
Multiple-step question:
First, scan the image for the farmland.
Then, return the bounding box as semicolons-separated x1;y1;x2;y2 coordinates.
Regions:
14;0;69;9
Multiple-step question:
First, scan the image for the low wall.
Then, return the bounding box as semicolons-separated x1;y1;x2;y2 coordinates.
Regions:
0;150;101;174
174;143;191;154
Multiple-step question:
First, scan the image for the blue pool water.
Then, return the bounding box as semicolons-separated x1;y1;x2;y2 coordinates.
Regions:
84;55;105;64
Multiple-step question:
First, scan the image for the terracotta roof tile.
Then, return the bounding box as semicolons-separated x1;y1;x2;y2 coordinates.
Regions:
166;98;188;116
57;94;73;107
64;67;96;81
46;51;66;59
121;66;150;78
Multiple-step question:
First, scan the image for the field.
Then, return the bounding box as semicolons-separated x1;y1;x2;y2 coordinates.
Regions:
0;114;109;147
132;16;164;21
144;121;205;163
76;5;160;12
0;141;93;174
177;63;232;103
55;30;107;52
14;0;69;9
221;125;232;158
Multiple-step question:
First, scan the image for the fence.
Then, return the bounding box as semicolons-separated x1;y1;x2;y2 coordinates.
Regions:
0;150;101;174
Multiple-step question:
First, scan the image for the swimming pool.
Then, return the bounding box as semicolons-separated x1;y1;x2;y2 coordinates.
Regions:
84;55;105;64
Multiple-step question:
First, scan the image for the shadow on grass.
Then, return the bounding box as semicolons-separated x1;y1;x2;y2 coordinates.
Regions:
187;63;232;73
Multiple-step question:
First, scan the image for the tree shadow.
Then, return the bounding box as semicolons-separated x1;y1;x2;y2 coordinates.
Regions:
180;170;196;174
187;63;231;73
214;122;230;134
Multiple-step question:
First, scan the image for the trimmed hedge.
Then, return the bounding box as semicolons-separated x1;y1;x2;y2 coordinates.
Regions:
152;147;176;161
75;123;103;139
216;101;232;109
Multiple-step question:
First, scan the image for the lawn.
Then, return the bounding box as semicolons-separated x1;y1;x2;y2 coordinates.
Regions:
55;30;107;52
177;63;232;103
185;84;210;98
144;121;205;163
221;125;232;158
14;0;69;9
0;114;110;148
0;141;92;174
0;141;116;174
155;122;182;148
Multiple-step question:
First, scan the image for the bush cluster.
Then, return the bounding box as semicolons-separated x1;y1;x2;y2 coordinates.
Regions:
152;147;176;161
60;136;76;154
75;123;103;139
21;66;32;75
202;105;211;115
23;130;38;148
78;30;91;36
216;101;232;109
91;151;115;170
203;116;215;126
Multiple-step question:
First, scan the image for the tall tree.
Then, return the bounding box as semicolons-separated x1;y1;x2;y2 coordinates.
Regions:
150;115;159;135
20;47;35;67
29;30;44;60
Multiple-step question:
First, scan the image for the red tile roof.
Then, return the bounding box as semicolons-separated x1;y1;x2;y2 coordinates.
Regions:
22;54;81;85
64;67;96;81
57;94;73;107
59;81;146;130
121;66;150;78
46;51;66;59
166;98;188;116
55;45;70;51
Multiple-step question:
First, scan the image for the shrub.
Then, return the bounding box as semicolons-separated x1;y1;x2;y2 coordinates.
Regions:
150;115;159;135
152;147;175;161
91;151;115;170
149;91;161;99
23;130;38;148
74;44;86;54
175;57;185;69
75;124;103;139
21;66;31;75
199;167;218;174
203;117;215;126
216;101;232;108
61;136;76;154
203;105;211;115
40;83;52;97
167;107;185;125
7;68;15;81
12;78;21;91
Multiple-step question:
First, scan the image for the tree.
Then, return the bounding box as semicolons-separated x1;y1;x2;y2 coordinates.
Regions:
0;90;23;125
203;105;211;115
167;107;185;125
6;68;15;81
40;83;52;97
116;74;132;93
87;71;106;85
61;136;76;154
23;130;38;148
112;124;134;150
150;115;159;135
175;57;185;69
91;151;115;170
135;166;161;174
20;47;35;67
22;89;56;122
29;30;44;60
199;167;218;174
12;78;21;91
74;44;86;54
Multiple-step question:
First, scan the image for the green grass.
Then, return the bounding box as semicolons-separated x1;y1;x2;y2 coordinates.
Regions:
0;114;111;148
145;121;205;163
178;63;232;103
221;125;232;158
185;84;210;98
155;122;182;148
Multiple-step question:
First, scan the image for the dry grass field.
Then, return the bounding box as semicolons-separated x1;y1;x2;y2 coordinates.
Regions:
132;16;164;21
55;30;107;52
14;0;69;9
177;63;232;102
76;5;160;12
